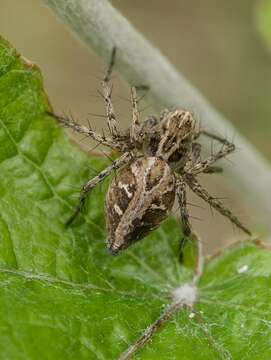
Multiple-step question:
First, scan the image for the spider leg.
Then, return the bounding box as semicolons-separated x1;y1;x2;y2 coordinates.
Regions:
200;130;232;143
176;178;196;265
184;174;251;235
187;142;223;174
49;112;124;152
176;178;191;236
203;165;223;174
191;142;201;163
101;48;119;139
188;134;234;175
104;47;116;83
134;84;150;105
130;86;141;144
66;152;131;225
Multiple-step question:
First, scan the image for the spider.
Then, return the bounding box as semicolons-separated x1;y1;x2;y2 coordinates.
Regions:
51;48;251;255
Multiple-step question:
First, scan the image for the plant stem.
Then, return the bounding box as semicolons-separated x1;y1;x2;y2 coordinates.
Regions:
43;0;271;231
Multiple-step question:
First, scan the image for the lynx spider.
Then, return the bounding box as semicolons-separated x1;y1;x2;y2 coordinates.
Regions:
51;48;251;255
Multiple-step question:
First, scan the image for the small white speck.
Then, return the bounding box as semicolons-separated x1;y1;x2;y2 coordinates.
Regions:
171;283;197;307
114;204;123;216
237;264;249;274
189;312;195;319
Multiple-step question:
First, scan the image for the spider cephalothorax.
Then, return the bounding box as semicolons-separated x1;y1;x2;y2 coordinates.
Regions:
51;50;251;255
139;110;196;167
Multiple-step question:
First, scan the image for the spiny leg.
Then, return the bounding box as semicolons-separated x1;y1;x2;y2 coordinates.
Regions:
189;131;235;175
176;179;191;237
176;179;199;265
193;128;227;141
104;47;116;83
203;165;223;174
192;142;223;174
188;142;223;174
66;152;132;225
184;142;201;170
184;174;251;235
49;112;124;152
130;86;141;144
191;142;201;162
201;130;233;143
101;48;119;138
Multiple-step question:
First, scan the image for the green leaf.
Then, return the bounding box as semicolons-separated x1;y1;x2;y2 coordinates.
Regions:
0;36;271;360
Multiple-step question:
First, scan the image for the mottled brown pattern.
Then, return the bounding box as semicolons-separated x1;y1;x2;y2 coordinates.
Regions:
145;158;164;191
52;48;251;255
106;157;175;253
105;163;137;237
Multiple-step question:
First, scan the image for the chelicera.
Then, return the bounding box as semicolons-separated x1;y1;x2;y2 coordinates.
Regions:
51;49;251;255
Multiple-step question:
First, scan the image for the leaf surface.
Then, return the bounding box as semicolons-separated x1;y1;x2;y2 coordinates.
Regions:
0;37;270;360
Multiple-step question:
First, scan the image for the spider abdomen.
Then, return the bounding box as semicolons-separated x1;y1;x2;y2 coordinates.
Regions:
105;157;176;254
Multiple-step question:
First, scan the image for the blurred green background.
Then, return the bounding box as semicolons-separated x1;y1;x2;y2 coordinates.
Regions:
0;0;270;252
